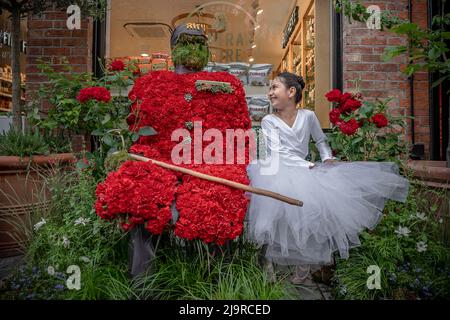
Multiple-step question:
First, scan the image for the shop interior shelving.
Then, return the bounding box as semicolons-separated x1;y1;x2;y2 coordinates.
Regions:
276;0;316;111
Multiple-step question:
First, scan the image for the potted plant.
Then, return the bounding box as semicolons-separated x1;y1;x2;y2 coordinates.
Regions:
0;128;74;257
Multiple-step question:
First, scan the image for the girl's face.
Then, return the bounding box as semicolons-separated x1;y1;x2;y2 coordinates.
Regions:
268;77;296;110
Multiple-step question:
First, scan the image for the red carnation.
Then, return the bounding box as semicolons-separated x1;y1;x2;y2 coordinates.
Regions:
95;161;177;234
109;59;125;72
325;89;342;102
340;98;362;113
77;87;111;103
372;113;388;128
339;118;360;136
329;108;342;125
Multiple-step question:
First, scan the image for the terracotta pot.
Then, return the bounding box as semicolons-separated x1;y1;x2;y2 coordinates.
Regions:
407;160;450;189
0;153;76;257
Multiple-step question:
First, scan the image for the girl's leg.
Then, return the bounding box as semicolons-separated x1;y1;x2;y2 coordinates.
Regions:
290;264;312;284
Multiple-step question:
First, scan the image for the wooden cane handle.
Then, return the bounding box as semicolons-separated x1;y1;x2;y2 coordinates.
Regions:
128;153;303;207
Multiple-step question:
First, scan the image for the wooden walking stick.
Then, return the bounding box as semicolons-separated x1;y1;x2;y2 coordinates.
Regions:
128;153;303;207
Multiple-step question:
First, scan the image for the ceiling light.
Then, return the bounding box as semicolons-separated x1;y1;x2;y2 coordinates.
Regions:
254;25;260;31
257;8;263;15
249;56;254;62
251;43;257;49
140;53;149;57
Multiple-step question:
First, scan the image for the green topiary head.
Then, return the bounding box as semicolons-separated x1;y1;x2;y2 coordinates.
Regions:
172;33;210;71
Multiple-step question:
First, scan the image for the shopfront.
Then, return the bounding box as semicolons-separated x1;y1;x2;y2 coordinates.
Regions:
104;0;335;127
0;11;27;112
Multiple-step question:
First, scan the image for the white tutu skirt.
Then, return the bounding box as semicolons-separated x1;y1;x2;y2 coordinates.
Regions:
246;161;409;266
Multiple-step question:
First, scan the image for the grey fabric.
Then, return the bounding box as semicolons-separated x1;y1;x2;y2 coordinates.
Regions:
128;224;155;278
170;23;208;48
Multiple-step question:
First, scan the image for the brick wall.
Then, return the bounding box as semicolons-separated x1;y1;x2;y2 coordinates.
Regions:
343;0;430;158
26;3;93;151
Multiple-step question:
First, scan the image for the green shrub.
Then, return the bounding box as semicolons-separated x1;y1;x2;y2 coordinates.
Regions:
332;182;450;300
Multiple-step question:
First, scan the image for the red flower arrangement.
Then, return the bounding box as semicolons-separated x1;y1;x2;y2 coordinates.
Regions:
95;70;252;245
77;86;111;103
109;59;125;72
174;165;249;245
371;113;389;128
95;161;177;234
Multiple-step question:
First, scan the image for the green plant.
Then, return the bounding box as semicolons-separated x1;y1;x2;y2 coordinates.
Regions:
335;0;449;91
0;164;129;300
327;98;410;163
124;237;296;300
0;0;107;132
27;58;157;179
0;128;49;157
28;60;96;137
332;181;450;300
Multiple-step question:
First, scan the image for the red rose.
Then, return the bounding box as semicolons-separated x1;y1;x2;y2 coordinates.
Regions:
77;87;111;103
340;98;362;113
329;108;342;125
109;59;125;72
339;118;360;135
339;92;352;104
325;89;342;102
372;113;388;128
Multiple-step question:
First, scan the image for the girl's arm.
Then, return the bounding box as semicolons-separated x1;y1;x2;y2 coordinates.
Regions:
310;112;337;162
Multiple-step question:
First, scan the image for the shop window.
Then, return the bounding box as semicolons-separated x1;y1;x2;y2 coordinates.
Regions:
105;0;332;127
0;11;27;112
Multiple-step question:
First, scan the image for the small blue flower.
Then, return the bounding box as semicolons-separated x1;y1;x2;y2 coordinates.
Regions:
54;284;65;291
414;278;421;286
11;282;20;290
388;273;397;283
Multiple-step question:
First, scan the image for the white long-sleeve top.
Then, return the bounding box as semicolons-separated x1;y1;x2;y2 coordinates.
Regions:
261;109;336;168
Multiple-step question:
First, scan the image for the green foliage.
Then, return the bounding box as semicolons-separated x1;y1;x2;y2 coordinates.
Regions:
26;58;156;178
115;238;295;300
104;150;131;173
0;127;70;157
335;0;450;92
333;182;450;300
0;165;295;300
27;60;95;136
0;166;128;300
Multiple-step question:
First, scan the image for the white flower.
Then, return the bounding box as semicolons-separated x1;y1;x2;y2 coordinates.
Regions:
439;218;444;224
47;266;55;276
79;256;90;263
415;212;427;221
33;218;47;231
395;226;411;237
416;241;428;253
62;236;70;248
74;217;91;226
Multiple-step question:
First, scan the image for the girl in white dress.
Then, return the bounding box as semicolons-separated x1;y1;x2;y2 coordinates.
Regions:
246;72;409;283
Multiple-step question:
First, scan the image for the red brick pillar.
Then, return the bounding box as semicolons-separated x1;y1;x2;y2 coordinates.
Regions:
342;0;430;158
26;3;93;152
